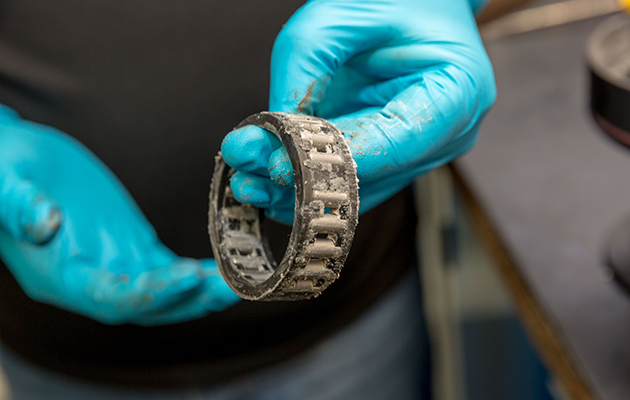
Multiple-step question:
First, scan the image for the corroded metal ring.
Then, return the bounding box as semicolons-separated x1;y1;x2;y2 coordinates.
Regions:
209;112;359;301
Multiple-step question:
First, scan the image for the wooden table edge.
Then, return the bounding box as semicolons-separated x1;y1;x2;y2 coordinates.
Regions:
450;162;597;400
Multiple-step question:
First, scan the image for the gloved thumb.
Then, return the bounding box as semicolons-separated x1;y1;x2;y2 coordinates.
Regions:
0;171;62;245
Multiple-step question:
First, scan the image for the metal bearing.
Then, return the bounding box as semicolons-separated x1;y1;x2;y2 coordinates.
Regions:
208;112;359;301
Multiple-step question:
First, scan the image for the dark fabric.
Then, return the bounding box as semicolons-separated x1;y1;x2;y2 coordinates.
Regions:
0;0;418;388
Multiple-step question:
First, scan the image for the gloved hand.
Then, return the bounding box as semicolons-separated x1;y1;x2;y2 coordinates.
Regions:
221;0;496;224
0;106;239;325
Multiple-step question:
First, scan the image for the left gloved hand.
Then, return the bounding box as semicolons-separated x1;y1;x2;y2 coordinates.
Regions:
0;106;239;325
222;0;496;224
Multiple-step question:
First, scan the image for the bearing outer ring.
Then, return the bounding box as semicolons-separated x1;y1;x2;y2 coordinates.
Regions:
209;112;359;301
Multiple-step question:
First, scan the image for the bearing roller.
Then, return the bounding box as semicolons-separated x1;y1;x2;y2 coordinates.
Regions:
208;112;359;301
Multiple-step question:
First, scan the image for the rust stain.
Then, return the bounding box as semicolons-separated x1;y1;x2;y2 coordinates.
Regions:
297;80;317;114
297;74;330;114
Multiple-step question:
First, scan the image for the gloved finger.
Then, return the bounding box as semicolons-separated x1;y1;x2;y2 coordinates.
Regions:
269;1;392;114
0;171;62;245
331;64;492;184
221;125;282;177
264;207;295;226
357;119;481;214
268;146;294;187
230;171;295;210
132;259;241;326
317;69;445;120
315;42;493;117
229;171;295;225
267;73;429;186
62;256;210;324
222;123;296;191
359;119;480;214
347;38;488;80
313;66;386;120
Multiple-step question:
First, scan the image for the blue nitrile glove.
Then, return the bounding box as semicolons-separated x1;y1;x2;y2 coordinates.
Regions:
221;0;496;225
0;106;239;325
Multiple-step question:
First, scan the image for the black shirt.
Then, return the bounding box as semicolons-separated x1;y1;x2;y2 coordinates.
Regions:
0;0;417;388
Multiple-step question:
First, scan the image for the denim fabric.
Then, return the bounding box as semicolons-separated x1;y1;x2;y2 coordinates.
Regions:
0;270;429;400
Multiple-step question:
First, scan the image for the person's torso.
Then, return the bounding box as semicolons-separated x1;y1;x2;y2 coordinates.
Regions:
0;0;417;388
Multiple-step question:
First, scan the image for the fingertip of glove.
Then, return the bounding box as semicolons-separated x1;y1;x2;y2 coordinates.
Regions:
205;274;242;307
268;147;294;187
264;208;294;226
199;258;219;272
229;172;272;206
127;258;206;300
158;258;209;293
24;198;63;245
221;125;281;170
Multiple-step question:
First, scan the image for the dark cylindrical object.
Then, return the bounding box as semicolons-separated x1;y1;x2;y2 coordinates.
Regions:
588;15;630;146
587;15;630;293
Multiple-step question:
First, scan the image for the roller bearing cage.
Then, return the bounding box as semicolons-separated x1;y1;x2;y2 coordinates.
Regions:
208;112;359;301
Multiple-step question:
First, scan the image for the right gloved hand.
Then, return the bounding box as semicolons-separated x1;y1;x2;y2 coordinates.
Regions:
0;105;239;325
222;0;496;225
